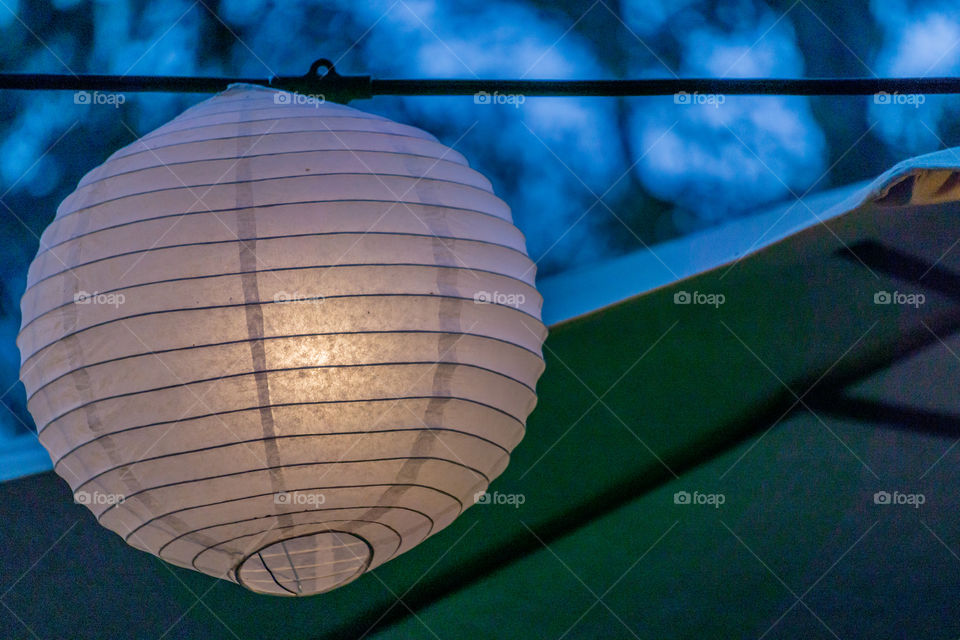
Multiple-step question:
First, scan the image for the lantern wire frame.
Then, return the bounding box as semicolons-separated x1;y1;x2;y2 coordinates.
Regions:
17;82;548;596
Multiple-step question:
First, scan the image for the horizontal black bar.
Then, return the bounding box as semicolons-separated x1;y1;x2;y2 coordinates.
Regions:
371;77;960;96
0;72;373;100
0;73;271;93
3;73;960;98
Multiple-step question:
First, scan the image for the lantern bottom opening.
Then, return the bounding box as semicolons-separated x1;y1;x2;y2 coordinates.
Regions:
235;530;373;596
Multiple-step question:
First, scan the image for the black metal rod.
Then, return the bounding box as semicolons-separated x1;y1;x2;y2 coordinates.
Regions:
371;77;960;96
3;69;960;100
0;73;269;93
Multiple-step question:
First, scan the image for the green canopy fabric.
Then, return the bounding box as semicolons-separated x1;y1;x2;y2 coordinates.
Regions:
2;148;959;638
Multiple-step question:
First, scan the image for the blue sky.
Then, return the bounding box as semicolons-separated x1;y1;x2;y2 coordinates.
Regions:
1;0;960;440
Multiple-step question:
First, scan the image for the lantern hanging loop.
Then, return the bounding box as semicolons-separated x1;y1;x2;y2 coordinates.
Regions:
305;58;337;78
268;58;373;102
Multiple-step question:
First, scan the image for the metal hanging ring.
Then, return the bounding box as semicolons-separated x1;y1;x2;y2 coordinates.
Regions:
306;58;339;79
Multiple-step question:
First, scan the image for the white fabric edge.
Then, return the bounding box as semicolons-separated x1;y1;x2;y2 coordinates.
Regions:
540;146;960;326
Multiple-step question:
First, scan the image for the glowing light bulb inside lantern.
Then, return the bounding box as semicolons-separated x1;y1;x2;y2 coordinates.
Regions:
18;85;546;596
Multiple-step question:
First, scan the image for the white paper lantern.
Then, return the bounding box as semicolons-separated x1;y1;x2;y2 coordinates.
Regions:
18;85;546;596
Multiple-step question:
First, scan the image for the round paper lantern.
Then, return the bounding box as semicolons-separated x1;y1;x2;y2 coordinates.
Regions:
18;85;546;596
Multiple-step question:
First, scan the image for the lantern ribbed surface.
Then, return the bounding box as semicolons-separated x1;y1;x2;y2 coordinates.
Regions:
18;85;546;596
